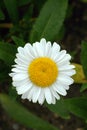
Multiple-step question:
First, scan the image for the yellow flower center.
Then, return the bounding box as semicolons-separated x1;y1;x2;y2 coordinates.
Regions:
28;57;58;88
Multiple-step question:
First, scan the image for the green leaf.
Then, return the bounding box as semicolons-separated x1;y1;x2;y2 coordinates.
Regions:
18;0;31;6
12;36;25;47
0;8;5;20
33;0;46;13
8;86;18;100
0;42;16;66
66;97;87;120
0;94;59;130
46;99;70;119
3;0;19;24
30;0;68;42
23;4;33;21
56;25;65;40
81;41;87;78
80;83;87;92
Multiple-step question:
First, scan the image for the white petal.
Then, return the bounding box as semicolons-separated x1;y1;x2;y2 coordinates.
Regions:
13;61;28;69
9;73;16;77
53;42;60;52
62;85;69;90
12;64;28;71
57;54;71;65
53;83;67;96
13;73;28;81
38;89;45;105
22;90;29;99
23;44;36;59
12;68;27;73
17;47;24;54
51;42;60;59
17;47;30;61
12;78;30;87
58;74;74;85
15;58;29;66
16;82;32;94
57;61;70;68
55;80;70;90
50;87;60;100
32;87;41;103
40;38;46;46
45;41;52;57
40;38;46;43
54;50;66;62
51;95;56;104
24;43;35;59
16;53;31;63
58;64;75;71
44;88;52;104
33;42;44;57
25;43;36;58
27;86;35;101
59;69;76;76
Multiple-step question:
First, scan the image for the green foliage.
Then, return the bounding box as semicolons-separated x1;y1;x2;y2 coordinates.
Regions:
80;83;87;92
46;99;70;119
0;42;16;66
30;0;68;42
0;60;9;82
0;0;87;129
81;41;87;78
8;86;18;100
66;97;87;120
0;8;5;20
23;4;33;20
18;0;31;6
12;36;25;47
47;97;87;120
3;0;19;24
0;94;59;130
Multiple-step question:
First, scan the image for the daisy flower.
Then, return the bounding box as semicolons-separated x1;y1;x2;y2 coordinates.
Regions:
9;38;76;105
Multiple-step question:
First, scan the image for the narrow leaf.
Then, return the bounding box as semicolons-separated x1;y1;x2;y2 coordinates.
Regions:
3;0;19;24
0;94;59;130
30;0;68;42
